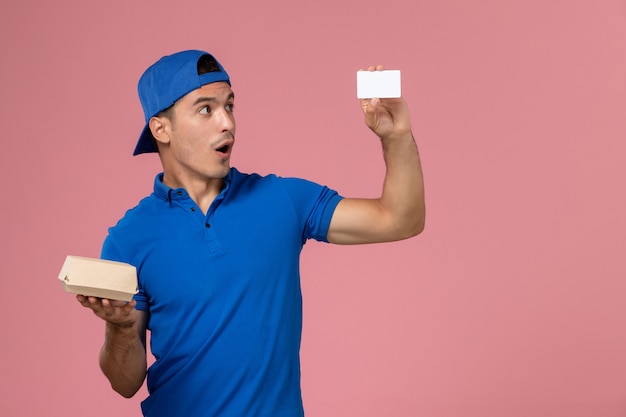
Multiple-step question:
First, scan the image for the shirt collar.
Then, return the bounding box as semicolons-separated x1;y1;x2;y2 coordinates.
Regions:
153;169;234;202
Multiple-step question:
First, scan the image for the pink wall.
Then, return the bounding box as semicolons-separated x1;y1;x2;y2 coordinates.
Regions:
2;0;626;416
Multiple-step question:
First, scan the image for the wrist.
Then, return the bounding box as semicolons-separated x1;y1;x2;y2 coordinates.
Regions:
106;319;137;335
380;130;414;144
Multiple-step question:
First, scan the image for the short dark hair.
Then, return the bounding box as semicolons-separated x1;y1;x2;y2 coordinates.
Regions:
197;54;222;75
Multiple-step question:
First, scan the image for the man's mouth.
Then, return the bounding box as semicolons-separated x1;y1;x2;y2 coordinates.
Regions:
214;134;235;156
215;140;234;156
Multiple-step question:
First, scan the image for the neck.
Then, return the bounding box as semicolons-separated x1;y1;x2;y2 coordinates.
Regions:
162;171;226;215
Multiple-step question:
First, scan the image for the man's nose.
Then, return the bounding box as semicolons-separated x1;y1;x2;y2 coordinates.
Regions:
217;108;234;131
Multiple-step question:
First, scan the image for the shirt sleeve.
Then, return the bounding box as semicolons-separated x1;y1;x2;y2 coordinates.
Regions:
101;232;149;310
277;177;344;243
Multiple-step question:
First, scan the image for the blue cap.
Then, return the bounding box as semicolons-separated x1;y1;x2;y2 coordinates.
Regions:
133;50;231;155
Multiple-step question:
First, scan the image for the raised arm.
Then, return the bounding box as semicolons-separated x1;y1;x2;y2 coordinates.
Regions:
77;296;148;398
327;66;425;245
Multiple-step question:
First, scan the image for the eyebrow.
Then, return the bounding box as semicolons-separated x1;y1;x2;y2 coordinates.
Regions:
191;92;235;107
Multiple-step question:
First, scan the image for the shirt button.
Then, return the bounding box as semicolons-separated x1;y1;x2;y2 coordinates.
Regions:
190;207;196;212
205;223;211;228
177;191;183;196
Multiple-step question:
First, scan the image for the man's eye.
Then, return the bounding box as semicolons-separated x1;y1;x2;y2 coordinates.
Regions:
226;103;234;112
199;106;210;115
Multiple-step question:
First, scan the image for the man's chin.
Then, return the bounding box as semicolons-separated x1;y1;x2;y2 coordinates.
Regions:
215;163;231;178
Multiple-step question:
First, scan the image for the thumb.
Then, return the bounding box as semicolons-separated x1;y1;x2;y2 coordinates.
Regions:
368;97;380;109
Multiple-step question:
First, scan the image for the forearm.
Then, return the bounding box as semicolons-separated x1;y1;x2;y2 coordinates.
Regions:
99;322;147;398
379;130;425;238
327;131;424;244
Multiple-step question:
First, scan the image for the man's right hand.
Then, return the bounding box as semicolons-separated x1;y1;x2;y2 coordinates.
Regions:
76;295;138;328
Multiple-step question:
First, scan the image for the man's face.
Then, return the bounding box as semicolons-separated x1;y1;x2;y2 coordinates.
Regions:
159;82;236;182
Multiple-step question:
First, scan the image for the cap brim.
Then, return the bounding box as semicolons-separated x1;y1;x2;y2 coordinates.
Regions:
133;124;158;156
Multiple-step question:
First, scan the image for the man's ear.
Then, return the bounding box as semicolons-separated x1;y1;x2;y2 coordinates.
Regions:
149;115;171;146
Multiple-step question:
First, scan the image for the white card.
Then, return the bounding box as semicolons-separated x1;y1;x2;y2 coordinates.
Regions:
356;70;401;99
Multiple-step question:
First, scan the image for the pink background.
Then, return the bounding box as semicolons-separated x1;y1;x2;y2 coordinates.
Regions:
2;0;626;416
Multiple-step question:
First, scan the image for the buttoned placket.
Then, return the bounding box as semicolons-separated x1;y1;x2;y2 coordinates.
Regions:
202;190;227;254
169;187;226;255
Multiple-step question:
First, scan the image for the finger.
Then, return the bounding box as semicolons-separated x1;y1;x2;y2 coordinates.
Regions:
101;298;122;316
119;300;137;317
78;296;101;309
76;295;94;309
87;296;101;304
76;295;101;311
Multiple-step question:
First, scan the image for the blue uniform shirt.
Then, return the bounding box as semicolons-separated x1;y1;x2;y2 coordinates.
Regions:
102;168;343;417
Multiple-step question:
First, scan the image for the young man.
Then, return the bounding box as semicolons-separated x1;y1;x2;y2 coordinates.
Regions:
78;50;425;417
